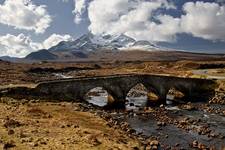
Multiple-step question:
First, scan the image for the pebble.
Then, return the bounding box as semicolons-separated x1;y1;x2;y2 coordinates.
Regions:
157;121;166;127
3;118;22;128
145;140;160;150
20;137;33;143
151;145;158;150
192;140;198;148
150;140;159;146
182;103;195;110
198;143;206;149
31;142;38;147
8;129;15;135
3;140;16;149
160;104;164;108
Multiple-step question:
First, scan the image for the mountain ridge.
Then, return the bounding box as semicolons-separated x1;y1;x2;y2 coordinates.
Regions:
48;33;158;52
1;33;224;62
25;33;160;60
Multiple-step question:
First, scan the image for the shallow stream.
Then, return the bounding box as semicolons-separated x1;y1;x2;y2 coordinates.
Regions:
86;88;225;149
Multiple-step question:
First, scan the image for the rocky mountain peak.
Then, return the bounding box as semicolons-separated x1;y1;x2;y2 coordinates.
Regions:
25;33;160;61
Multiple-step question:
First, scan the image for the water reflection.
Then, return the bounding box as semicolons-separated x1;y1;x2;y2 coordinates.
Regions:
85;86;185;109
85;87;108;107
86;88;177;109
126;83;148;110
126;96;148;111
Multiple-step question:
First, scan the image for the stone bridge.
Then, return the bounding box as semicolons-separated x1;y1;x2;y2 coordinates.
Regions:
34;74;217;106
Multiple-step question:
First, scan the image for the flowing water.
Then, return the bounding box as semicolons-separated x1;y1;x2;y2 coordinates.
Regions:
53;73;73;79
125;106;225;149
85;88;225;149
86;87;108;107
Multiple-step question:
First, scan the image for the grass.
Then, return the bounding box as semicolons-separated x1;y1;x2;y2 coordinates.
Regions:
0;99;141;150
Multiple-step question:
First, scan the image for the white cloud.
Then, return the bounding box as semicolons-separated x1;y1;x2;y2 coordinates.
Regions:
180;1;225;41
0;33;74;57
86;0;225;43
0;34;42;58
73;0;87;24
43;34;74;49
87;0;180;42
0;0;52;33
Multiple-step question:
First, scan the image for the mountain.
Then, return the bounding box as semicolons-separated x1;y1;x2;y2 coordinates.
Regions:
110;34;136;48
48;41;75;52
25;49;58;60
24;33;159;61
0;56;22;62
49;33;101;52
23;33;225;62
48;33;157;52
90;34;136;49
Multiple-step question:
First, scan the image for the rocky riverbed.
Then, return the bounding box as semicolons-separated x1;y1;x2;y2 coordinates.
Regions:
83;87;225;150
96;104;225;149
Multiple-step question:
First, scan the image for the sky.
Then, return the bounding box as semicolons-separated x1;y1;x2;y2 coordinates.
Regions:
0;0;225;57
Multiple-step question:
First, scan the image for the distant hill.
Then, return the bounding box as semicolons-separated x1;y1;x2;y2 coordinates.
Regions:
25;49;58;60
0;56;22;62
25;50;225;62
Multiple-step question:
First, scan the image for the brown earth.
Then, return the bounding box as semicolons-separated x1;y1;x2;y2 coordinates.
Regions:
0;97;142;150
1;59;225;86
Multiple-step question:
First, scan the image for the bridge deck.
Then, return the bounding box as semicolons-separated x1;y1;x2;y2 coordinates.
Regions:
37;73;216;84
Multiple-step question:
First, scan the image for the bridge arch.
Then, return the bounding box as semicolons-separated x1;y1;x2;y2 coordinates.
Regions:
126;83;148;98
166;83;191;101
125;83;148;108
125;82;161;107
84;87;113;107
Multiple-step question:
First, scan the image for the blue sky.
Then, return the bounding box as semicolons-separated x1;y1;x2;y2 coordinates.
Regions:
0;0;87;41
0;0;225;57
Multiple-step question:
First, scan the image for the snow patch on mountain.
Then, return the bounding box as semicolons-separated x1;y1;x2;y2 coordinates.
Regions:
127;40;160;50
48;33;159;52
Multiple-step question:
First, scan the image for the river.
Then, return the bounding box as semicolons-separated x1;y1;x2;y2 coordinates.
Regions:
86;88;225;149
